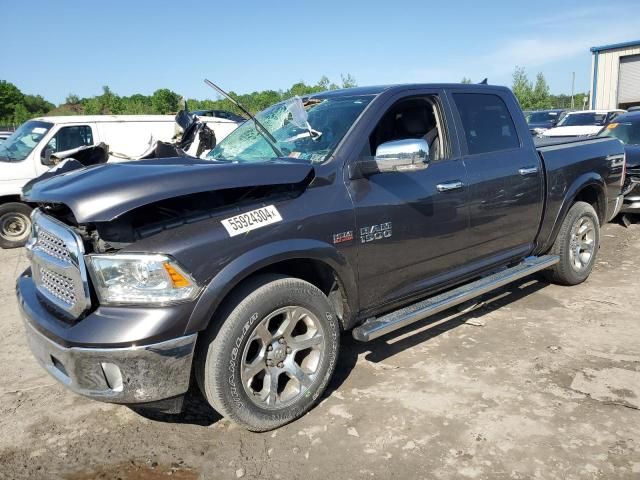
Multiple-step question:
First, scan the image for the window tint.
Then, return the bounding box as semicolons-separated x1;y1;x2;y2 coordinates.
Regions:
43;125;93;159
453;93;519;155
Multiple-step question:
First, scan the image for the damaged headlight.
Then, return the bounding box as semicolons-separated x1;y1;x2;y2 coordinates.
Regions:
87;254;199;305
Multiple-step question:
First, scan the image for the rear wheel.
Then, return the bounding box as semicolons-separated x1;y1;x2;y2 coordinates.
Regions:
196;275;340;431
546;201;600;285
0;202;32;249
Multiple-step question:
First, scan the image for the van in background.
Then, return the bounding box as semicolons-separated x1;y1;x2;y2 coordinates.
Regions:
0;114;239;248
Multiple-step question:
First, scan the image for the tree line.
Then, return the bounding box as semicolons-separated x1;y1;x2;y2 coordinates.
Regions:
1;68;586;126
0;74;357;126
508;67;588;110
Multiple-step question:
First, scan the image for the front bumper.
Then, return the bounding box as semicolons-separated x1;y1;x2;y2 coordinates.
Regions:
17;274;197;404
621;194;640;214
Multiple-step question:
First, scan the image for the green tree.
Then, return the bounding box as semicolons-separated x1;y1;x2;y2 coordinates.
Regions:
12;103;30;124
461;77;472;84
23;94;55;116
151;88;181;114
512;66;533;109
66;93;80;105
341;73;357;89
530;73;552;109
0;80;24;122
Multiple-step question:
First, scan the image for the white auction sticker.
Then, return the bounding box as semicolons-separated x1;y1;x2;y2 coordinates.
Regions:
221;205;282;237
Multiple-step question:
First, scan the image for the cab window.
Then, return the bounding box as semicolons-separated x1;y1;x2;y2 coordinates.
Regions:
365;95;448;162
453;93;519;155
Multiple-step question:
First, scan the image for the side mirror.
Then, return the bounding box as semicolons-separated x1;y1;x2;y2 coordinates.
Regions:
41;147;56;166
356;139;430;177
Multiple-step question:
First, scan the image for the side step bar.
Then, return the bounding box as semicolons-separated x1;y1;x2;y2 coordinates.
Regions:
352;255;559;342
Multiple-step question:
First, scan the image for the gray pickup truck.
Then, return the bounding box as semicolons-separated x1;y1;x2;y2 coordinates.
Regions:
17;83;625;431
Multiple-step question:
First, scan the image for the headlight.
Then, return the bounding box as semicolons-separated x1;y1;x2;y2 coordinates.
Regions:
87;253;199;305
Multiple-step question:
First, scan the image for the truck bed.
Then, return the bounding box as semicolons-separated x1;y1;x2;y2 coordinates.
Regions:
533;136;625;254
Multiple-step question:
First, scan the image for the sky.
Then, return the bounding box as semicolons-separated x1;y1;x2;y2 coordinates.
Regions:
2;0;640;105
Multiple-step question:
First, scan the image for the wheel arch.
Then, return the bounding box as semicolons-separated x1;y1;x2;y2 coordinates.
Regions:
185;239;358;335
0;194;23;205
540;173;606;253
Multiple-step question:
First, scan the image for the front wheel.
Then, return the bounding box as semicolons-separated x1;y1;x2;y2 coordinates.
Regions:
0;202;32;249
196;275;340;431
546;201;600;285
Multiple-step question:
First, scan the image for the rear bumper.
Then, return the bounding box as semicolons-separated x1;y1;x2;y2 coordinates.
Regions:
17;272;197;404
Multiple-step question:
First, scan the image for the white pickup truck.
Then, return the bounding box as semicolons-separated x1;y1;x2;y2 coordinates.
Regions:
0;114;239;248
541;109;625;138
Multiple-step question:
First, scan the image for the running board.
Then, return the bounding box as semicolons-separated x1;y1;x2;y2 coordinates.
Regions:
352;255;559;342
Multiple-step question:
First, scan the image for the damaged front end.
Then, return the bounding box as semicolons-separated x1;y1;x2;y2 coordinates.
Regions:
17;156;313;409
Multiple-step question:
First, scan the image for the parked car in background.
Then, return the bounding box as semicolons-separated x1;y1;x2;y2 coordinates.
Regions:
17;83;625;431
598;110;640;213
192;109;246;123
541;109;625;138
0;131;12;144
525;109;569;136
0;114;240;248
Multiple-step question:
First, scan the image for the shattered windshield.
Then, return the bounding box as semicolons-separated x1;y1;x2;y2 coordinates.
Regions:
0;120;52;162
207;95;373;163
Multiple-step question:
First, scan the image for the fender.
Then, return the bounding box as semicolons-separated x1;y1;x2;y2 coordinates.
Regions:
536;171;606;254
184;238;358;335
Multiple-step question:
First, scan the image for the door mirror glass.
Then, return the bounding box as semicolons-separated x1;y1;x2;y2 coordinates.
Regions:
40;145;56;166
372;138;430;173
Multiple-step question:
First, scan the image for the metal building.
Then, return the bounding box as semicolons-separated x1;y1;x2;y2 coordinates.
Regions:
590;40;640;109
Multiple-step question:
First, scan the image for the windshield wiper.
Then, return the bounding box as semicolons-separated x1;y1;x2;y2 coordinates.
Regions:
204;79;284;158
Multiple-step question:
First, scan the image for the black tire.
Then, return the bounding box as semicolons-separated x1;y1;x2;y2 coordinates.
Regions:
0;202;32;249
195;274;340;431
545;201;600;286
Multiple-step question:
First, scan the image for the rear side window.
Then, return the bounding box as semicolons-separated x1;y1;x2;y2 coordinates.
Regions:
453;93;519;155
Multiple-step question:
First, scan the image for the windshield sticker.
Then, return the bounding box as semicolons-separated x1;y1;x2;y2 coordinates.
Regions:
32;127;47;134
221;205;282;237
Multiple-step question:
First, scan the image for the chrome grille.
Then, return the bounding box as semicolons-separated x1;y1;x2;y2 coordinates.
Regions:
38;267;77;307
26;210;91;319
33;229;71;262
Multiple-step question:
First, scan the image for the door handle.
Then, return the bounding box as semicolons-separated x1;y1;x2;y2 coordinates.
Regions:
518;167;539;176
436;181;464;192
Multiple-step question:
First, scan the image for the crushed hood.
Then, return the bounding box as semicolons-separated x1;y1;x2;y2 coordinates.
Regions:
22;157;314;223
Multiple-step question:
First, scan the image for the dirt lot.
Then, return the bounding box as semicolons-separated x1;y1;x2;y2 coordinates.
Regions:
1;222;639;480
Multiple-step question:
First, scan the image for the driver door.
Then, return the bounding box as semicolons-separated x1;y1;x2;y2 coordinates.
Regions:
347;91;470;313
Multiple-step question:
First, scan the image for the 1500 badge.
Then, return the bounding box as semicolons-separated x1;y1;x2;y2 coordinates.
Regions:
360;222;392;243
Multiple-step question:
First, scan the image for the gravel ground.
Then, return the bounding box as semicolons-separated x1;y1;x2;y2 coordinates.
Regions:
0;222;639;480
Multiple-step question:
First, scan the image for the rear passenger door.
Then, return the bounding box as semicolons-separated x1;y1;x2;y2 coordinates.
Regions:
450;90;543;267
